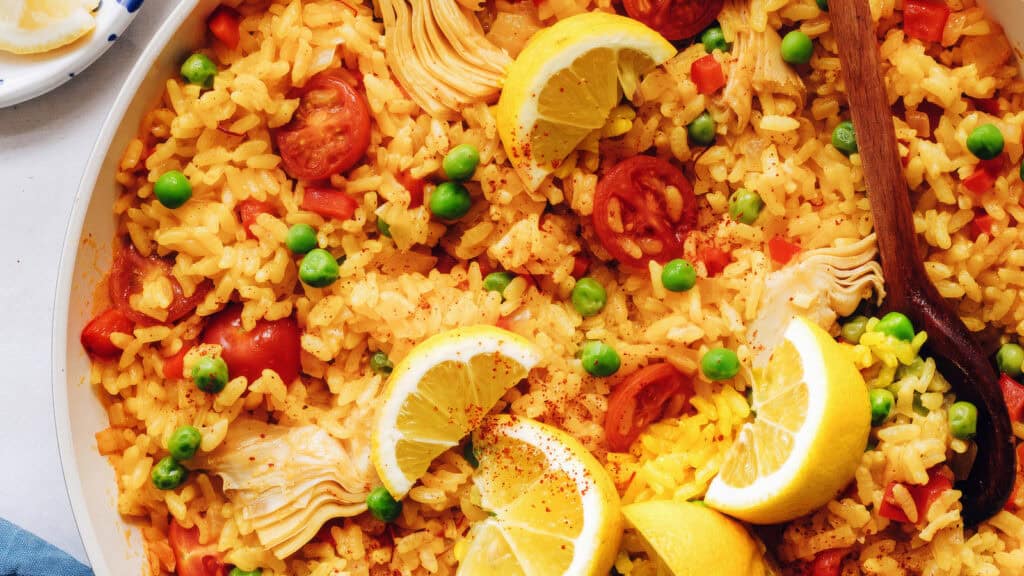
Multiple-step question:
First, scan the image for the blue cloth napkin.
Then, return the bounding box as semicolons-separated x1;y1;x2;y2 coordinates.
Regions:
0;519;93;576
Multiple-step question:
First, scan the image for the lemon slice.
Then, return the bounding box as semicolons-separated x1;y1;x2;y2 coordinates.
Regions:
458;415;622;576
496;11;676;190
704;317;870;524
622;501;768;576
371;326;543;497
0;0;97;55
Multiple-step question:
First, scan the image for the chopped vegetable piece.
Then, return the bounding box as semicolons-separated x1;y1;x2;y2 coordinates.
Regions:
483;271;516;296
154;170;193;209
971;213;995;239
168;426;202;461
963;165;997;194
780;30;813;65
701;347;739;381
661;259;697;292
840;316;869;344
180;53;217;88
700;246;731;276
377;217;391;238
429;181;472;220
169;521;224;576
571;254;591;279
80;308;132;358
687;111;716;146
832;120;858;155
580;341;621;377
396;170;425;208
192;356;229;393
605;362;691;451
621;0;724;41
809;548;849;576
967;124;1005;160
442;144;480;181
701;24;730;53
151;456;188;490
997;343;1024;377
299;248;341;288
874;311;915;342
366;486;403;522
878;467;953;523
948;401;978;439
869;388;895;426
768;235;801;265
370;351;394;375
691;54;726;95
207;5;241;49
1000;373;1024;422
163;345;190;379
728;188;764;225
237;199;275;238
285;223;317;254
571;277;607;317
903;0;950;43
301;187;359;221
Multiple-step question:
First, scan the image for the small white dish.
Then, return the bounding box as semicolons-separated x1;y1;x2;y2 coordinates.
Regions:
0;0;144;109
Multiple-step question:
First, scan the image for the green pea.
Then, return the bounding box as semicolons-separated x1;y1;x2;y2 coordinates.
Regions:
701;25;730;53
285;223;317;254
728;188;764;225
154;171;192;209
580;341;621;377
299;248;340;288
816;0;828;11
442;144;480;181
840;315;869;344
688;111;716;147
997;343;1024;377
463;440;479;468
180;53;217;88
483;271;516;296
869;388;895;427
874;311;915;342
912;392;929;416
377;218;392;238
832;120;858;156
370;351;393;375
571;277;607;317
949;401;978;439
192;356;229;393
661;259;697;292
966;124;1005;160
168;426;202;461
228;569;261;576
780;30;814;65
151;456;188;490
701;347;740;381
429;181;472;220
366;486;403;522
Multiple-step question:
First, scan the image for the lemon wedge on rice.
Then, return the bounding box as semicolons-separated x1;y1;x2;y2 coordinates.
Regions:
704;316;870;524
622;501;769;576
371;326;542;497
0;0;98;55
457;414;622;576
496;11;676;190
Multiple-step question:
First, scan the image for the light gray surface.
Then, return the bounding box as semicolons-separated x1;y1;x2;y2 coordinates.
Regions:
0;1;177;564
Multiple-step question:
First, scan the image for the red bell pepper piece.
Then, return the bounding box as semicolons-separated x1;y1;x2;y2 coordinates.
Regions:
1001;373;1024;422
208;6;241;49
768;235;801;265
808;548;850;576
236;199;276;238
903;0;950;43
691;55;726;95
879;467;953;523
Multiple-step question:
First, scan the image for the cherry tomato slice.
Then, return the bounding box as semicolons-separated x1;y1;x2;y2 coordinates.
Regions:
168;521;225;576
201;304;301;383
81;308;133;358
272;71;371;180
605;362;691;452
109;243;211;325
592;156;697;270
237;199;276;238
621;0;724;41
301;186;359;221
207;5;241;49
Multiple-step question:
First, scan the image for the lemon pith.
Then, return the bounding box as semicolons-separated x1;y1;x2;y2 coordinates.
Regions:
371;326;543;497
496;11;676;190
705;316;871;524
457;415;623;576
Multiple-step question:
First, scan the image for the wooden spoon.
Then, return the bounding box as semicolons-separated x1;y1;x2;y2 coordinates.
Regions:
831;0;1014;524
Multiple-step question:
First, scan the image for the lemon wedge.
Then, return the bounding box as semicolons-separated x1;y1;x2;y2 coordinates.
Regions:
622;501;768;576
371;326;542;497
496;11;676;190
704;316;870;524
0;0;97;55
458;415;622;576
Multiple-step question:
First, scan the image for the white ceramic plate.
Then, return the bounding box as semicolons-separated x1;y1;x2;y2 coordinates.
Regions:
52;2;1024;575
0;0;144;109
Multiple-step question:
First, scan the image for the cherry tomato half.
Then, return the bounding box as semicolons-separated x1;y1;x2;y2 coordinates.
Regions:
109;243;211;325
207;5;241;49
622;0;724;41
273;70;371;181
81;308;133;358
201;304;301;383
605;362;692;452
168;521;225;576
592;156;698;270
